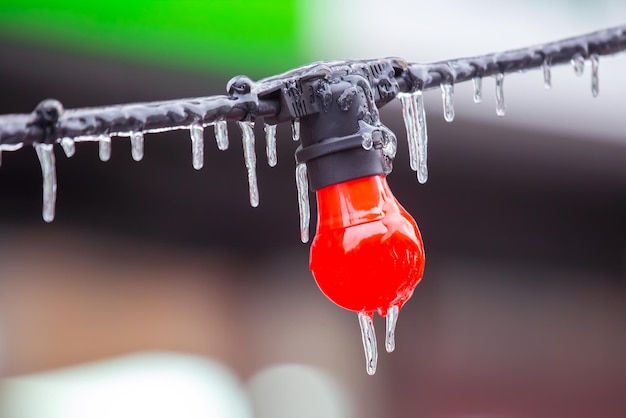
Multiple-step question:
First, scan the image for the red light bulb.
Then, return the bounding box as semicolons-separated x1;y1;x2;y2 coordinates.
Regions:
309;174;425;374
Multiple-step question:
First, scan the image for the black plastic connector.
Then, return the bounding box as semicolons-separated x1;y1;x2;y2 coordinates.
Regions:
295;74;388;191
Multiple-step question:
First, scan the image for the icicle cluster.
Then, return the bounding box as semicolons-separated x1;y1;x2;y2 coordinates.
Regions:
394;52;603;188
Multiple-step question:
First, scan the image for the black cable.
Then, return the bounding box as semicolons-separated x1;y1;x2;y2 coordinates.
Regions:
1;24;624;147
403;24;626;90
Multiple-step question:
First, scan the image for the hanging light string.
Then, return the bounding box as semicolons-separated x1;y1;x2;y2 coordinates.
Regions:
0;24;625;222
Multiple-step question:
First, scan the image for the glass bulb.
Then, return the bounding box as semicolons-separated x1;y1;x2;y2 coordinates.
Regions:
309;175;425;316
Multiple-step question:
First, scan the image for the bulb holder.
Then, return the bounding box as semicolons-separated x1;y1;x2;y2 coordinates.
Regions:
295;74;389;191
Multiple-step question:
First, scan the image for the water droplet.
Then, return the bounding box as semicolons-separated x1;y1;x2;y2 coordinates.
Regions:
34;143;57;223
440;82;455;122
495;73;506;117
542;57;552;89
264;123;277;167
190;123;204;170
361;131;373;150
571;53;585;76
385;305;399;353
131;131;144;162
291;118;300;142
99;135;111;162
358;312;378;376
215;120;229;151
238;121;259;207
590;54;599;97
472;76;483;103
60;137;75;158
295;163;310;243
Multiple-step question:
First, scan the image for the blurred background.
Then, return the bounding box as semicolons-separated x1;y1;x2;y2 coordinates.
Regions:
0;1;625;417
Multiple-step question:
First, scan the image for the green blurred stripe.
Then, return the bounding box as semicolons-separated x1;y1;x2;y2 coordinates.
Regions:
0;0;305;77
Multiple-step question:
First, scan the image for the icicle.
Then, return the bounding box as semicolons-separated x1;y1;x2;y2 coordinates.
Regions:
440;82;455;122
190;123;204;170
34;143;57;223
398;93;419;171
60;137;75;158
358;312;378;375
295;163;310;243
215;120;229;151
0;149;2;167
495;73;506;117
542;57;552;89
99;135;111;162
571;53;585;76
131;131;144;162
590;54;599;97
291;118;300;142
472;76;483;103
414;90;428;184
264;123;277;167
238;121;259;207
385;305;399;353
398;89;428;183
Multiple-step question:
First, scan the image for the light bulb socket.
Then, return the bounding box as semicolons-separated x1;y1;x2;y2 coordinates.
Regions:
295;76;386;191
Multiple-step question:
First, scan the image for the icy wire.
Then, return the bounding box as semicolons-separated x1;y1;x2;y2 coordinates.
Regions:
0;24;625;224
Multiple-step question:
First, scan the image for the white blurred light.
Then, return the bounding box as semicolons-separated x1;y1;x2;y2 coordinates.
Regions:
247;363;353;418
0;352;252;418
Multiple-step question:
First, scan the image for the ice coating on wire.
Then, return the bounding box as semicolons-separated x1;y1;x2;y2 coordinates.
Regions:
190;123;204;170
215;120;229;151
34;143;57;223
238;121;259;207
131;131;144;162
295;163;310;243
385;305;399;353
358;312;378;375
0;143;24;168
264;123;277;167
2;25;626;150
